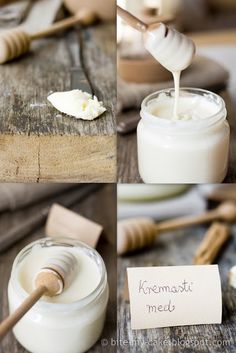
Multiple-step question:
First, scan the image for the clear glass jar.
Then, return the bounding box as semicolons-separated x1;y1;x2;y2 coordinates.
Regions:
137;88;230;183
8;238;109;353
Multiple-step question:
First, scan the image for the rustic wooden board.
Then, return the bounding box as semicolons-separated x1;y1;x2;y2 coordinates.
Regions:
118;218;236;353
118;90;236;183
0;184;116;353
0;135;115;183
0;23;116;182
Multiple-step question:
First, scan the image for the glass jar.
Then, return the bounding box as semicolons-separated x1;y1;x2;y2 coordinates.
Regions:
8;238;109;353
137;88;230;183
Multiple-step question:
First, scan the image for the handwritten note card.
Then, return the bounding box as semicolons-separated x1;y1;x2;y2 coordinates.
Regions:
127;265;222;329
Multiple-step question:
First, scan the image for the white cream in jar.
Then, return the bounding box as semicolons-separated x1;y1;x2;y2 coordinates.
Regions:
8;238;108;353
137;88;229;183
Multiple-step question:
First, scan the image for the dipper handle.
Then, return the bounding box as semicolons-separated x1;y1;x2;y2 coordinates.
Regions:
31;8;97;40
0;285;46;341
156;210;218;233
156;201;236;233
117;5;148;32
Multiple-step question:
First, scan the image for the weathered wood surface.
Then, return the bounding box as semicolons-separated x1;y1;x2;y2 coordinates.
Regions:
0;135;115;183
117;109;141;183
118;212;236;352
0;23;116;182
118;90;236;183
0;184;116;353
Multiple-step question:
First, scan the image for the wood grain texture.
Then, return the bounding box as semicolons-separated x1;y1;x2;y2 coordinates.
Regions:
0;135;116;182
0;23;116;182
118;222;236;352
118;91;236;183
0;184;116;353
117;112;141;183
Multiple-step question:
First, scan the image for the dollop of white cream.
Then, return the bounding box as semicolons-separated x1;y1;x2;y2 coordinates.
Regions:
47;89;106;121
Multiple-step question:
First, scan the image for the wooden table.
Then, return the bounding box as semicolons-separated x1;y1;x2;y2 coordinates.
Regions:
118;206;236;352
118;91;236;183
0;23;116;183
0;184;116;353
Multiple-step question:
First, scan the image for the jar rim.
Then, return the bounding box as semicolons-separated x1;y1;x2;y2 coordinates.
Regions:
10;238;107;312
140;87;226;131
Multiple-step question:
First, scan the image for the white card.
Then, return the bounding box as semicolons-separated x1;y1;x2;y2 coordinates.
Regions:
127;265;222;329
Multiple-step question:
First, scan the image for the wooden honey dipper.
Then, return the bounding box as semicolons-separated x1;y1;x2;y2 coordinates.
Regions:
0;8;97;64
0;251;77;340
117;201;236;255
117;5;195;72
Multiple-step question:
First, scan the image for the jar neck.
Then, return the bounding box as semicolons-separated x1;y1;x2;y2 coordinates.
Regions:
140;108;227;134
10;238;107;313
140;88;227;134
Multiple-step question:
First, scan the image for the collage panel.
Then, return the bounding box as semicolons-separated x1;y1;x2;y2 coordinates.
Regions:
117;0;236;184
117;184;236;353
0;0;116;183
0;184;116;352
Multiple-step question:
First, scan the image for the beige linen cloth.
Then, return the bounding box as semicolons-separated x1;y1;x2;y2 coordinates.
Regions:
0;184;73;212
117;56;229;113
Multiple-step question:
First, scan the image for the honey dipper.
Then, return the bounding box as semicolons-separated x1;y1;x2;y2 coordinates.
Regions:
0;251;77;340
117;201;236;255
0;8;96;64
